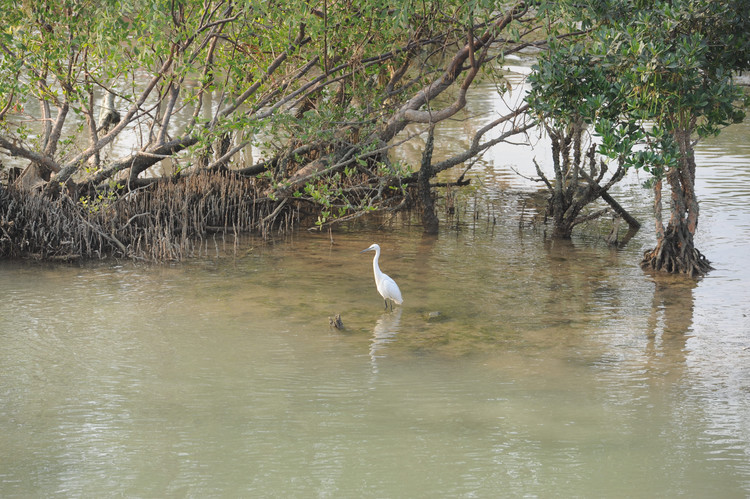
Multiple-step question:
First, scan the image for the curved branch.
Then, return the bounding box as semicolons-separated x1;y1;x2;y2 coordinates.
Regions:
0;87;14;121
0;136;61;173
381;2;529;141
431;104;533;175
217;25;311;121
55;57;175;184
87;135;198;187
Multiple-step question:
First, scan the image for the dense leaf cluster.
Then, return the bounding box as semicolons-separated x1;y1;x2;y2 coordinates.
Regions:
528;0;750;175
1;1;536;257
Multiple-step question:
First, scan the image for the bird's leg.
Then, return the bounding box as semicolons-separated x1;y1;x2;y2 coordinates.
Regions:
384;299;388;310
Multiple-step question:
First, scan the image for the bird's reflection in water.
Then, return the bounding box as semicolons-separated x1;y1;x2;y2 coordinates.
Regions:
369;307;402;374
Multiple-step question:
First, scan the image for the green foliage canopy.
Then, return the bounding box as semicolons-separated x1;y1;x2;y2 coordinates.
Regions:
1;0;537;235
528;0;750;177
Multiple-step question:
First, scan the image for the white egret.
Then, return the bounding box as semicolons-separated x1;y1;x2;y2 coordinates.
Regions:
360;243;403;310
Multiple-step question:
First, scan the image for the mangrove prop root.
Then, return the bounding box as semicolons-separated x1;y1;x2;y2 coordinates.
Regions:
0;171;295;261
640;228;713;278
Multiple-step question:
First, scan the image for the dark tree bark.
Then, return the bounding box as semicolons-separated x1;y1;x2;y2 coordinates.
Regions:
418;126;439;235
535;123;636;240
641;130;712;277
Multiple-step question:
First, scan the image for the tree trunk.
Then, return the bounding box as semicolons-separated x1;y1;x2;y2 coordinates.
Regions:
418;126;439;235
641;131;712;277
538;124;636;240
640;218;713;277
550;189;573;238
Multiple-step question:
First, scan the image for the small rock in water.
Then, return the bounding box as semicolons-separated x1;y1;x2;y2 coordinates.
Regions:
426;311;442;321
329;314;344;330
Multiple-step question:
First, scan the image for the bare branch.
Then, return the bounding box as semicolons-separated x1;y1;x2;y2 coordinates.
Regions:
431;104;533;175
158;82;181;145
217;25;311;121
43;102;69;158
0;87;15;121
55;57;175;183
381;2;529;140
0;136;61;173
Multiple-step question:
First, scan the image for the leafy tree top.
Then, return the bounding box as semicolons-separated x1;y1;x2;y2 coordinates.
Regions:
527;0;750;174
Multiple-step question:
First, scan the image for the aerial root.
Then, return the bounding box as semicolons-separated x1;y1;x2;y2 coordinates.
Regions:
641;237;713;278
1;170;296;261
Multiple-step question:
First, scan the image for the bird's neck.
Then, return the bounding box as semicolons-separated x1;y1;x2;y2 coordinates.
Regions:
372;253;382;277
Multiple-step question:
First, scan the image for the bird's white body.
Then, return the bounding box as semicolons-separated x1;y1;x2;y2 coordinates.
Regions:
360;243;403;310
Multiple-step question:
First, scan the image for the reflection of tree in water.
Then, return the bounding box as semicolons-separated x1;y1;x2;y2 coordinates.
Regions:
645;274;696;380
369;308;402;374
537;238;607;328
643;273;750;484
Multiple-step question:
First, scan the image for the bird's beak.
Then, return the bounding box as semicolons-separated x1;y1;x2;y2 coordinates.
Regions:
359;248;371;253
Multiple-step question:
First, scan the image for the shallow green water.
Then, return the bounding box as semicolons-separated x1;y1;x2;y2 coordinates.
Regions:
2;187;749;497
3;74;750;496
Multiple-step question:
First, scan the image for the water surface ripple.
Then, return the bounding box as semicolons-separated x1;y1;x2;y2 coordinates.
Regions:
2;107;750;498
